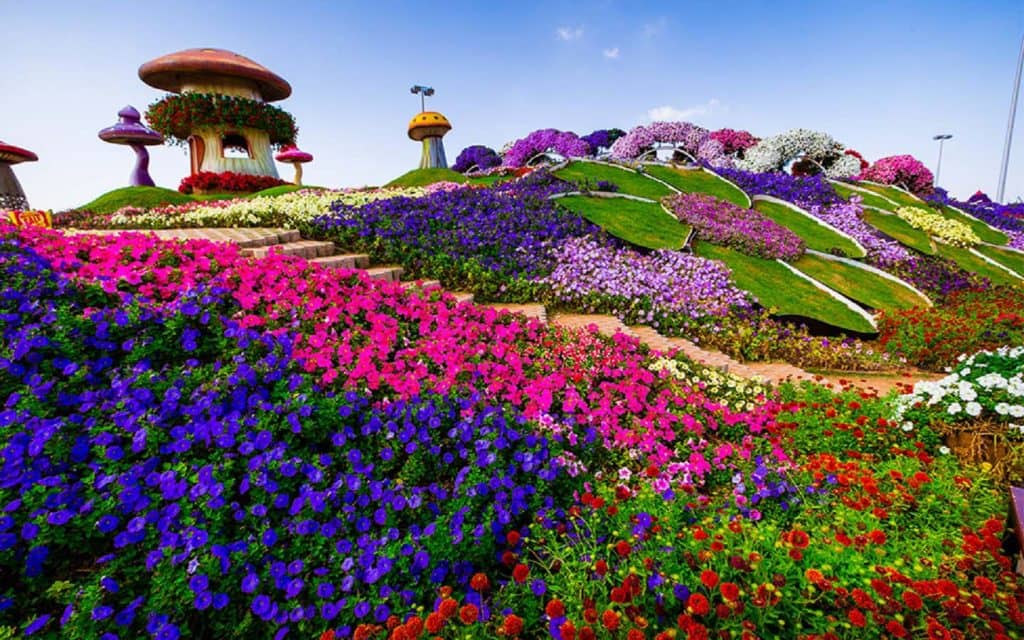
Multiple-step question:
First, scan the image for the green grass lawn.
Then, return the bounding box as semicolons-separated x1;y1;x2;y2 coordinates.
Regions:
753;199;866;258
936;243;1024;287
553;161;674;200
78;186;196;214
830;181;898;211
385;168;469;188
792;252;929;312
862;208;937;255
855;182;927;209
555;195;691;250
693;241;876;333
466;174;514;186
974;244;1024;279
936;205;1009;245
642;165;751;207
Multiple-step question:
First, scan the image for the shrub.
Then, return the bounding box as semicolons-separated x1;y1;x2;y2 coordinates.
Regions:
178;171;289;195
451;145;501;173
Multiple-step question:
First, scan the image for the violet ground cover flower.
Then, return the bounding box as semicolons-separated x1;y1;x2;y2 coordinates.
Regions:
663;193;805;261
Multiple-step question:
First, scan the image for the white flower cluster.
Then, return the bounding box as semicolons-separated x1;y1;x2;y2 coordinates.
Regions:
650;356;767;411
736;128;859;178
895;345;1024;430
107;187;429;229
894;206;981;248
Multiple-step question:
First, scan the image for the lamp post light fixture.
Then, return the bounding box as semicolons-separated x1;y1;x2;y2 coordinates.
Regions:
409;85;434;113
933;134;953;186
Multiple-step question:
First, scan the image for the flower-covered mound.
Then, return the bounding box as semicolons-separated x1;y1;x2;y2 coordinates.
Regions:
663;192;805;261
736;128;861;178
895;206;981;248
502;129;591;167
609;121;730;167
860;154;935;197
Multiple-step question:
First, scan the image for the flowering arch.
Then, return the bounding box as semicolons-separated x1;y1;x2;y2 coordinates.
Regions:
501;129;591;167
608;122;731;167
736;129;860;178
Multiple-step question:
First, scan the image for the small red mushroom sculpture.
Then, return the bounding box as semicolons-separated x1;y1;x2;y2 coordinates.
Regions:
274;146;313;186
0;140;38;210
98;106;164;187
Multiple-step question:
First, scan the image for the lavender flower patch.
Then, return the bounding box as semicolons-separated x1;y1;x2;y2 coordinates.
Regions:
539;236;753;320
663;193;805;261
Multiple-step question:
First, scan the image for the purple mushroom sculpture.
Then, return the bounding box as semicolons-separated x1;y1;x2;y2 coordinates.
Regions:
98;106;164;187
274;145;313;185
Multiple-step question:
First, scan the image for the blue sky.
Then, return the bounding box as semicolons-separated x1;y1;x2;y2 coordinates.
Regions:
4;0;1024;210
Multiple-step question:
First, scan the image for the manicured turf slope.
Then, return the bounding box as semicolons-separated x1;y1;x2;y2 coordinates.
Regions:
753;198;866;258
642;165;751;207
553;161;674;200
554;195;691;250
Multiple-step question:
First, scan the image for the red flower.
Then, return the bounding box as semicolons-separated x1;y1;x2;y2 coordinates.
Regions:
687;593;710;616
512;563;529;583
886;620;908;637
720;582;740;602
902;590;923;611
615;540;632;557
546;599;566;619
700;569;719;589
601;609;620;632
502;614;524;636
438;598;457;619
973;575;996;597
627;629;645;640
579;627;596;640
470;573;490;592
319;631;336;640
425;611;445;634
459;604;479;625
594;559;608;576
847;608;866;628
559;621;577;640
506;530;521;546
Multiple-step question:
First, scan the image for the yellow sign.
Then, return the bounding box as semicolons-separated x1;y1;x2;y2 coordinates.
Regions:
6;210;52;228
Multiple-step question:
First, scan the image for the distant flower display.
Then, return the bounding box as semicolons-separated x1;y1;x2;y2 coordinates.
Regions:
178;171;288;194
710;128;759;156
502;129;591;167
859;154;935;196
736;128;859;178
581;128;626;152
609;121;732;167
452;145;502;173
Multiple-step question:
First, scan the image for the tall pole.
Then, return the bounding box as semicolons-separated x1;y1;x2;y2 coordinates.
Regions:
998;33;1024;202
933;134;952;186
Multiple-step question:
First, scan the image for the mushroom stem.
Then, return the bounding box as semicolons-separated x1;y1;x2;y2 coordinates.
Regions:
129;144;156;187
292;162;303;186
0;164;29;210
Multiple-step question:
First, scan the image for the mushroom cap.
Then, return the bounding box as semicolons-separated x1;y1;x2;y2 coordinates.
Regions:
98;105;165;146
408;111;452;141
275;146;313;163
0;141;38;165
139;48;292;102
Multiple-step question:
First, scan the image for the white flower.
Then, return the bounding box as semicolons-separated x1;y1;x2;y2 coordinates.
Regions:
965;402;982;417
1010;405;1024;418
996;402;1010;416
939;446;951;455
901;422;914;432
947;402;962;415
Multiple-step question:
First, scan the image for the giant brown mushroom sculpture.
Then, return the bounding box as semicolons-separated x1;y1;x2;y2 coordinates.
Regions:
98;106;164;187
139;48;293;178
408;111;451;169
274;146;313;185
0;141;38;210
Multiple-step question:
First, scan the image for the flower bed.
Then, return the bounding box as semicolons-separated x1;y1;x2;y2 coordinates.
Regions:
860;154;934;196
146;93;297;147
663;192;805;261
878;286;1023;369
501;129;591;167
451;145;501;173
709;128;759;156
895;206;981;248
608;121;731;167
580;128;625;152
178;170;289;194
736;128;861;178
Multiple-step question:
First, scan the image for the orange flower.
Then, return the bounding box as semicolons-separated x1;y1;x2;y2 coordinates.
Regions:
470;573;490;592
459;604;479;625
546;599;566;619
353;624;380;640
789;529;810;548
438;598;458;619
601;610;620;632
502;614;524;636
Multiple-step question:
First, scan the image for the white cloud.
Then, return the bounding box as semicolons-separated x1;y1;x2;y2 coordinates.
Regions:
556;25;584;41
643;17;667;38
603;47;620;59
647;99;721;122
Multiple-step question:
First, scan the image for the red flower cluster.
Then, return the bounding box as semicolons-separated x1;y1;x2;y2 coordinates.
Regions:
178;171;288;195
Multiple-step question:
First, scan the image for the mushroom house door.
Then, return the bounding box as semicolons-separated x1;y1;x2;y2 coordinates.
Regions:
188;136;205;175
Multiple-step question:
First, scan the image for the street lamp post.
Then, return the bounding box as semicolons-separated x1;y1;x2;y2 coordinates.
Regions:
409;85;434;112
998;33;1024;202
933;134;953;186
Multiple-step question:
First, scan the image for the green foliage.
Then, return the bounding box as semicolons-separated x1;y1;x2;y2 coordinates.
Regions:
975;244;1024;279
145;93;297;147
554;195;691;249
830;181;897;210
384;168;469;187
693;240;877;334
553;161;673;200
938;205;1009;245
642;165;752;207
753;199;866;257
862;207;937;255
935;242;1024;288
76;186;195;214
792;253;929;312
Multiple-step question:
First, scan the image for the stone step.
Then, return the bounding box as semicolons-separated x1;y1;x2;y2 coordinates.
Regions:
365;266;405;282
228;228;301;248
309;253;371;269
401;279;442;290
242;240;336;259
449;292;475;304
